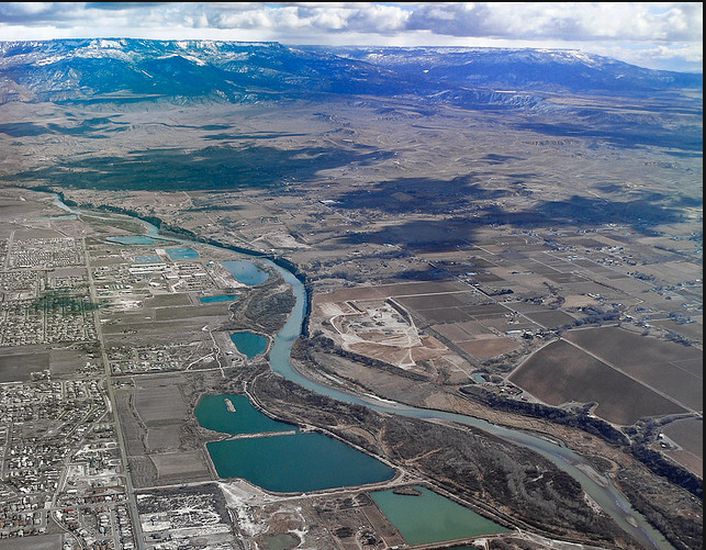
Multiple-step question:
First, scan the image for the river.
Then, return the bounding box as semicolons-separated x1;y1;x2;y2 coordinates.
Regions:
53;193;672;549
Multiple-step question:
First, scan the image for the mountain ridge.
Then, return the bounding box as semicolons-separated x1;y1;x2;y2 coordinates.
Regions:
0;38;701;106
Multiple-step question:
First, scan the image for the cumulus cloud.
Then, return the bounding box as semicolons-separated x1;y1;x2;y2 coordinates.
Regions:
0;2;702;71
0;2;83;23
200;3;410;34
406;3;703;42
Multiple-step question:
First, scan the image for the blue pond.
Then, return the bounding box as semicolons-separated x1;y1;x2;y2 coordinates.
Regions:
167;247;200;261
197;393;395;493
207;432;395;493
199;294;240;304
222;260;269;286
231;331;268;359
195;394;295;435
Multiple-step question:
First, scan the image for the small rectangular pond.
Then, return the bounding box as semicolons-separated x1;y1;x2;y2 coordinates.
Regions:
370;485;509;545
166;247;200;261
199;294;239;304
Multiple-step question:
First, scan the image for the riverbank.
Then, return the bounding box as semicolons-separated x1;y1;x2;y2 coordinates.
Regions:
45;187;679;550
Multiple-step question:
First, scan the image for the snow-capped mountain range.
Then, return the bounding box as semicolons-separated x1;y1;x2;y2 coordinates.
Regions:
0;39;701;105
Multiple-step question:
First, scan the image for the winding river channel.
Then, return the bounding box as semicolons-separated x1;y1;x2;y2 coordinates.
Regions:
53;193;672;549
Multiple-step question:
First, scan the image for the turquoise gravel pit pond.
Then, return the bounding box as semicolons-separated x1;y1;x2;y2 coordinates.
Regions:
197;393;394;493
195;394;295;436
230;331;268;359
370;486;509;545
206;432;395;493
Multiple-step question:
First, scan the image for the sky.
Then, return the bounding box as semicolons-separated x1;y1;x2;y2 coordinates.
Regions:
0;2;702;72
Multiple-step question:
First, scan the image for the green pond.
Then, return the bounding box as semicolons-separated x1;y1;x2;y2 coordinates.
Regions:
199;294;239;303
370;486;509;545
222;259;269;285
195;394;294;435
206;432;395;493
231;331;268;359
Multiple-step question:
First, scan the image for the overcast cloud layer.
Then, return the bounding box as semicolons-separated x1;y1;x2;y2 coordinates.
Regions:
0;2;702;72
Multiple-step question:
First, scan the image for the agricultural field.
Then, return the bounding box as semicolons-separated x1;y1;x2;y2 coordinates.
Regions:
651;317;703;344
509;339;687;425
0;535;63;550
0;351;49;383
523;309;577;329
115;373;214;488
456;337;521;359
564;327;703;412
0;341;100;384
661;417;703;477
150;451;211;479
